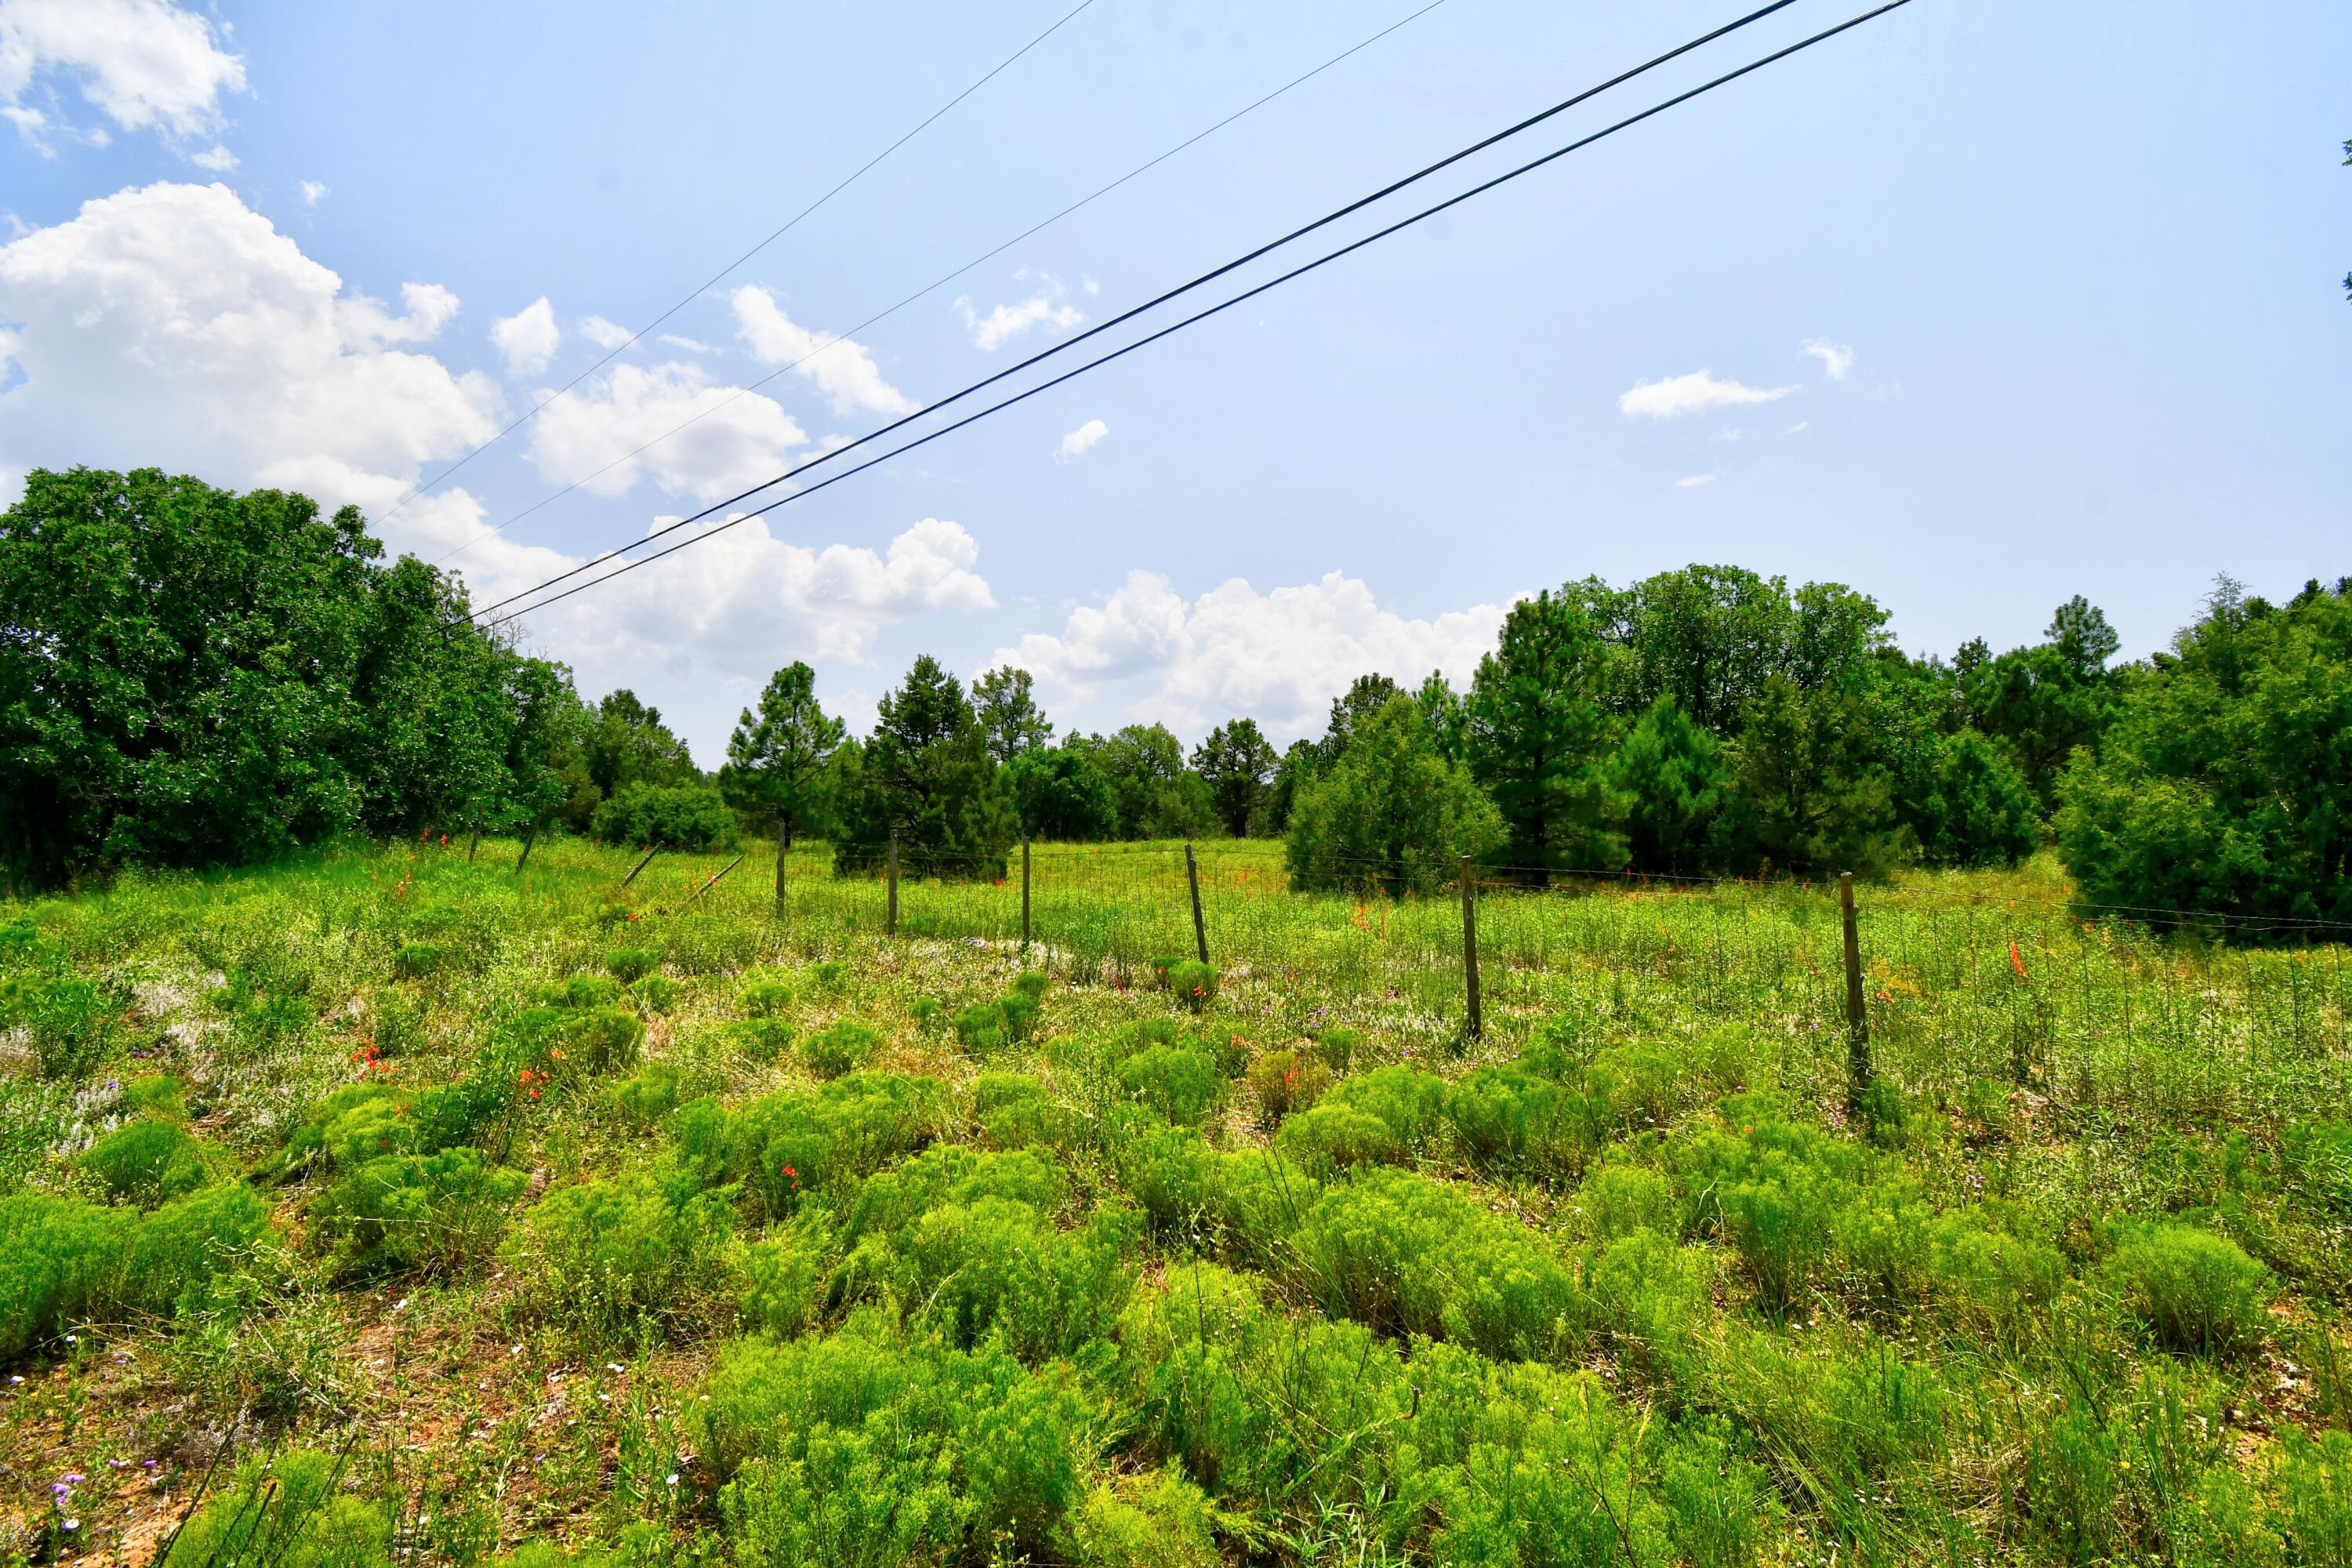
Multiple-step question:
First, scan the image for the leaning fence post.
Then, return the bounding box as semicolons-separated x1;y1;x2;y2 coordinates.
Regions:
1021;837;1033;951
886;837;900;937
1840;871;1871;1111
681;854;743;911
1461;854;1483;1041
1185;844;1209;966
514;822;539;874
619;844;661;890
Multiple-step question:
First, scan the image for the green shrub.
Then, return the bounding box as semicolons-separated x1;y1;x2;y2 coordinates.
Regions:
503;1004;644;1086
1446;1060;1573;1172
844;1146;1067;1246
739;1217;834;1338
1;1185;270;1361
13;975;125;1078
703;1328;1095;1558
1312;1028;1359;1073
680;1073;949;1218
970;1073;1071;1151
391;942;445;980
1119;1123;1216;1232
1276;1065;1446;1173
1245;1048;1330;1126
810;960;848;989
506;1167;735;1345
631;974;681;1014
539;974;624;1010
162;1449;393;1568
740;978;796;1018
1011;970;1051;1001
802;1019;881;1080
1166;959;1218;1012
2284;1120;2352;1215
319;1147;527;1277
1579;1162;1675;1243
2101;1222;2270;1356
122;1073;192;1120
1000;989;1041;1041
82;1119;216;1205
1676;1099;1867;1316
1062;1468;1220;1568
896;1196;1138;1357
611;1062;684;1125
1929;1215;2066;1348
1291;1165;1586;1361
1116;1045;1225;1127
953;1000;1012;1055
2279;1428;2352;1567
604;946;659;983
592;782;739;851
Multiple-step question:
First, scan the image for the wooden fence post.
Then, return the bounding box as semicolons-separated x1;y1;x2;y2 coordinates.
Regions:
1185;844;1209;966
514;822;539;874
467;822;481;863
774;834;789;913
1840;871;1871;1111
1461;855;1483;1041
1021;837;1033;950
681;854;743;911
619;844;661;890
886;837;899;937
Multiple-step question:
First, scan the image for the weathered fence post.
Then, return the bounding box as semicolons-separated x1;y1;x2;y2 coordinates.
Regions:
514;822;539;874
886;837;899;937
1840;871;1871;1111
467;822;481;863
619;845;661;890
1461;854;1483;1041
681;854;743;911
1185;844;1209;966
1021;837;1033;950
774;834;789;913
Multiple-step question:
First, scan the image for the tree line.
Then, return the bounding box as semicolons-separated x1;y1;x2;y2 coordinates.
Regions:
3;468;2343;926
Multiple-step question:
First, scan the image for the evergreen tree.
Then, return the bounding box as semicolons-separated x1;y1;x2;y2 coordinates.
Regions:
1316;673;1406;769
1414;671;1468;763
1286;697;1503;897
1466;590;1627;882
971;665;1054;765
719;662;845;902
833;655;1011;878
1912;728;2042;868
1610;695;1734;875
1192;719;1278;837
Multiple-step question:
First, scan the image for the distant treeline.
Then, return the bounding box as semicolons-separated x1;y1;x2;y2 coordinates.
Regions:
3;468;2345;925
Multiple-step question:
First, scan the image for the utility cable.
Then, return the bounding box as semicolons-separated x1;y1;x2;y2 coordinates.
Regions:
471;0;1914;630
381;0;1098;524
432;0;1454;570
460;0;1814;625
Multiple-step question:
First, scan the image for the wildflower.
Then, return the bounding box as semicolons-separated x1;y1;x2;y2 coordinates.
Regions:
666;1474;680;1486
2010;942;2028;980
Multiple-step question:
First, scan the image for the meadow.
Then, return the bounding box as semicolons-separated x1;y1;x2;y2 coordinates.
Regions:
2;837;2348;1568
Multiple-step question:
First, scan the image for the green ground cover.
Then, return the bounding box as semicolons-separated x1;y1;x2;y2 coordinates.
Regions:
2;838;2347;1567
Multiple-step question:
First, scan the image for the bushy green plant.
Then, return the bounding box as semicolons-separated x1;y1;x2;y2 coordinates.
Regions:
677;1073;949;1218
1245;1047;1331;1126
539;974;624;1010
1;1185;270;1360
604;945;659;983
1579;1161;1675;1243
1276;1065;1446;1173
740;978;796;1017
506;1167;735;1344
1061;1468;1221;1568
1675;1099;1867;1316
1116;1045;1225;1127
320;1146;526;1277
610;1062;684;1126
162;1448;394;1568
954;1000;1012;1055
802;1018;881;1080
631;974;681;1014
1165;959;1218;1012
969;1073;1070;1151
82;1119;216;1205
391;941;445;980
2101;1221;2270;1356
592;782;740;851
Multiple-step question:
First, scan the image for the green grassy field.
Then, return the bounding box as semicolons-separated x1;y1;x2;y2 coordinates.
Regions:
2;839;2348;1568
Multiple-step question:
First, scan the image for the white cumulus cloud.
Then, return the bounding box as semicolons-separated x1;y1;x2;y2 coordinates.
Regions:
1617;369;1797;419
524;360;807;503
1673;474;1716;488
299;180;328;205
657;332;717;355
1800;337;1856;379
0;0;246;144
0;180;498;514
955;272;1085;351
998;570;1512;740
491;296;561;379
730;285;913;418
1054;419;1107;463
578;314;633;350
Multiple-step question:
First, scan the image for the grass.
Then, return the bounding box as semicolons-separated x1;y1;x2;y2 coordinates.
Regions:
1;836;2347;1567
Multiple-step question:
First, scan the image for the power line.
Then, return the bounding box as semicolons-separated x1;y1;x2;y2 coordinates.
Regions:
379;0;1099;526
471;0;1912;630
461;0;1814;626
431;0;1456;572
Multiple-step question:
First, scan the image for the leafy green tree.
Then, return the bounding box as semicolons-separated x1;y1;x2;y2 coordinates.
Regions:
971;666;1054;764
1091;724;1214;839
1610;695;1734;875
499;655;593;842
833;655;1011;878
1192;719;1277;837
1617;564;1794;730
1911;728;2041;868
1466;590;1627;881
591;782;739;851
1732;674;1910;877
1286;697;1503;897
1316;673;1406;769
0;467;519;884
2057;578;2352;926
1005;744;1119;841
1414;671;1468;763
583;690;699;800
1263;739;1319;835
720;662;844;903
1955;596;2120;808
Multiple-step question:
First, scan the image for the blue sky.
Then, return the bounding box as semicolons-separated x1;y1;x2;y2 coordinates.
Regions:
3;0;2346;764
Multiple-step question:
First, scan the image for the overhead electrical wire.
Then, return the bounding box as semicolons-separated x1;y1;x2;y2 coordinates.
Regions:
460;0;1811;626
432;0;1455;570
380;0;1099;525
468;0;1914;631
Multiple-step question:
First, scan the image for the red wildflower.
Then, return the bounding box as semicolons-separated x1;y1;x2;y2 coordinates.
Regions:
2009;942;2028;980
